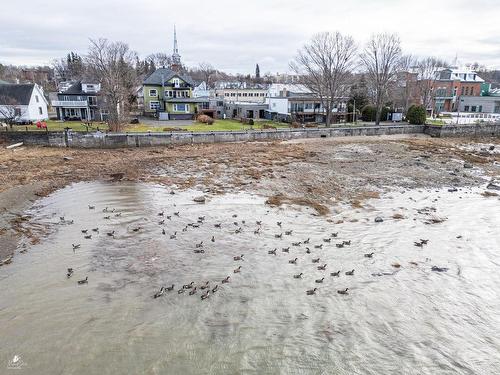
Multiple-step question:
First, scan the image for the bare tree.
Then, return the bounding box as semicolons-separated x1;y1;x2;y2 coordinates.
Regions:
392;54;416;115
360;33;402;125
291;32;357;126
146;53;172;68
85;38;138;131
0;96;26;127
415;57;449;115
197;62;216;88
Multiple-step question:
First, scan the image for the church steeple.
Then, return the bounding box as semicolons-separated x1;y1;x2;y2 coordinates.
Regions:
171;25;181;69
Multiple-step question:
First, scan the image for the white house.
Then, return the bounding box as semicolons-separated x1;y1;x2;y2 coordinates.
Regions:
0;83;49;123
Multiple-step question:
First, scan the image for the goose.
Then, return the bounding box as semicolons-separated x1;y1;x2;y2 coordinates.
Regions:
306;288;317;295
330;270;341;277
431;266;448;272
66;268;74;278
174;212;180;217
159;220;165;225
414;241;424;247
232;214;238;218
293;273;303;279
285;230;293;236
211;236;215;242
343;240;351;246
288;258;298;264
193;249;205;254
336;243;344;248
234;266;242;273
233;222;239;226
132;227;141;232
312;258;320;263
331;232;338;238
304;238;310;244
189;288;197;295
72;244;81;250
364;252;374;258
314;244;323;249
166;284;175;291
84;235;92;239
182;226;188;232
292;242;302;246
268;248;277;255
60;216;65;221
183;282;194;289
198;216;205;221
158;211;164;217
88;205;95;210
256;221;262;226
315;278;325;283
201;291;210;300
114;213;122;217
337;288;349;295
214;223;222;228
233;254;244;261
317;264;327;271
103;216;111;220
235;227;242;234
92;227;99;232
81;229;88;234
196;241;204;248
103;207;109;213
323;238;332;243
153;287;165;299
178;289;185;294
241;220;246;224
200;282;210;290
254;228;261;235
306;247;311;254
275;233;283;239
166;215;171;220
282;247;290;253
222;276;230;284
277;221;282;227
77;276;88;285
345;269;355;276
107;231;115;237
212;284;218;293
420;239;429;245
170;232;177;239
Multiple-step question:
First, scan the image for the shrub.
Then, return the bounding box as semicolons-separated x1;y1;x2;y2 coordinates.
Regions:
248;119;254;126
361;105;376;122
406;105;427;125
197;114;214;125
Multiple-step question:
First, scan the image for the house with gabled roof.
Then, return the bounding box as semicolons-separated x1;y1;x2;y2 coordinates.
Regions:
0;83;48;124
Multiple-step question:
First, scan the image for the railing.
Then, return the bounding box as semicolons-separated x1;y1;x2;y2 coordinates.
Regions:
51;100;88;107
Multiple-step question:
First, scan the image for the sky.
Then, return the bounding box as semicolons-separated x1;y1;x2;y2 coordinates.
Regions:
1;0;499;74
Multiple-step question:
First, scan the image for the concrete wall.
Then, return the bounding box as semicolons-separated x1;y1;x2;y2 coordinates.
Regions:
2;123;499;148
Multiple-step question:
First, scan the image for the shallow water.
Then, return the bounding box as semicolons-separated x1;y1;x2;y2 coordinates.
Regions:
1;182;500;374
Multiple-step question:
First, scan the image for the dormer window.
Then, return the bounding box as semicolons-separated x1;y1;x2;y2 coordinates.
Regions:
173;78;180;88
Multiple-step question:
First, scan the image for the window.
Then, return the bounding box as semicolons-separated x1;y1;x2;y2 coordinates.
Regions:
461;87;465;96
150;101;160;110
470;87;474;96
479;106;483;112
217;101;223;106
38;107;43;115
464;106;470;112
225;93;230;97
173;78;180;88
149;89;157;97
243;93;248;97
471;106;477;112
88;96;97;106
174;104;189;112
230;93;236;97
465;87;470;95
35;95;39;103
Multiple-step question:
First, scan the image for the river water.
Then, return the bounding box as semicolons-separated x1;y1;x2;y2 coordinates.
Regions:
1;182;499;374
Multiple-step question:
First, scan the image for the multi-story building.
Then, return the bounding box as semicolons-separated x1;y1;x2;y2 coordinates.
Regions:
431;68;484;113
52;82;105;121
0;83;49;123
215;87;268;104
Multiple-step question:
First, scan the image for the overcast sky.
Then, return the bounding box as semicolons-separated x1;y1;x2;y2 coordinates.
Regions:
1;0;499;73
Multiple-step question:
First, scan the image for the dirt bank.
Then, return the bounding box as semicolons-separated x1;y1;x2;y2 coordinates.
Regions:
1;135;499;263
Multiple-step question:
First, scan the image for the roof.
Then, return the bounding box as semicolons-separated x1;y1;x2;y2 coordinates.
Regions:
62;82;83;95
143;68;195;86
0;84;34;105
165;97;209;103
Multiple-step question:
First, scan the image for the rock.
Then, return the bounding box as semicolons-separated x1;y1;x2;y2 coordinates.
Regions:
489;145;495;151
374;216;383;223
431;266;448;272
463;163;473;169
486;182;500;191
193;196;206;203
63;156;73;161
448;187;458;192
109;173;124;181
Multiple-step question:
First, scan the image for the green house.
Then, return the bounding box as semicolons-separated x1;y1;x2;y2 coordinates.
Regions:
143;68;203;120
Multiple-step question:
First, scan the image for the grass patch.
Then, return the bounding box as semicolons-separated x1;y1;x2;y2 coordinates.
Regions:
9;120;109;132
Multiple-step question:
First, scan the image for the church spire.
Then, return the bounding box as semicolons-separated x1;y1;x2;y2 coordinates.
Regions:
172;25;181;68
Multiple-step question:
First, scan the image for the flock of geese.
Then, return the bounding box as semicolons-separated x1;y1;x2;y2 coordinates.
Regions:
62;202;438;301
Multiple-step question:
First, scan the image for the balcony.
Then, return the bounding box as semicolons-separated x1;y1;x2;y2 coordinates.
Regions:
51;100;88;107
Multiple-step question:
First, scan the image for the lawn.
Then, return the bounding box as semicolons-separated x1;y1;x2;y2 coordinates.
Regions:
8;120;109;132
